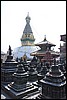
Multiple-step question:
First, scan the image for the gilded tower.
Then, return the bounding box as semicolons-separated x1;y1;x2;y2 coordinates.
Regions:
21;13;35;46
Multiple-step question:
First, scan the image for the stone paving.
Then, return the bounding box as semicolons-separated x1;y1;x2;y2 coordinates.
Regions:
1;90;12;99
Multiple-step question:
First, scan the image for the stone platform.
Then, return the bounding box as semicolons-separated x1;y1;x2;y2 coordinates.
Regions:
22;91;41;99
1;83;39;99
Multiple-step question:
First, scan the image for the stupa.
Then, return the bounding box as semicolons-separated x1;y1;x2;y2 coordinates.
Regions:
36;62;66;99
1;45;18;84
13;13;40;60
2;60;39;99
37;63;48;83
27;56;38;82
28;64;38;83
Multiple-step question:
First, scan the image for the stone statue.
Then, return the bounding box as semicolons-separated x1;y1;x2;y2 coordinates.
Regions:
22;53;27;62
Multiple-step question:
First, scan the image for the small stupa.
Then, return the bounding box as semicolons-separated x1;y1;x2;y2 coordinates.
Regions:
1;45;18;84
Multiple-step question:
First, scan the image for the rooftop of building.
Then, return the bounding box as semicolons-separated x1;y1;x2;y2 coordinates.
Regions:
35;35;56;47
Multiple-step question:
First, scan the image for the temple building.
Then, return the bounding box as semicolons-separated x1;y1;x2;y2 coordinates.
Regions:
31;36;60;64
13;13;40;60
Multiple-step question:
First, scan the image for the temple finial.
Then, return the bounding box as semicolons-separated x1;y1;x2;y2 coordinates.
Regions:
8;45;12;55
26;12;31;24
44;35;46;41
27;12;29;17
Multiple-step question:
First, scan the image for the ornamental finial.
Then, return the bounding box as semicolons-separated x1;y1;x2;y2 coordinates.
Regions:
44;35;46;41
8;45;12;55
27;12;29;17
26;12;30;23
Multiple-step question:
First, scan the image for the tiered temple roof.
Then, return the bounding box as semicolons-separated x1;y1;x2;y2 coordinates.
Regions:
31;36;60;59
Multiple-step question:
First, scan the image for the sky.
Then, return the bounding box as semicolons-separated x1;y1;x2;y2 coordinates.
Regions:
1;1;66;53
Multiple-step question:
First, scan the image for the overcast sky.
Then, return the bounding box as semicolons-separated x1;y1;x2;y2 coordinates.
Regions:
1;1;66;53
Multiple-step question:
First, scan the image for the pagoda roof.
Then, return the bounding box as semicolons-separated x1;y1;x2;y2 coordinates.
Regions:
31;50;60;57
35;38;56;47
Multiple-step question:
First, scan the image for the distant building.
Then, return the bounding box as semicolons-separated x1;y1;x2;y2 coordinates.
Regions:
13;13;40;60
1;51;7;62
59;34;66;63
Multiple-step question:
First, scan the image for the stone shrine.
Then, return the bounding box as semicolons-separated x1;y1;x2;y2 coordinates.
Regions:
36;62;42;74
58;63;66;77
2;62;39;99
28;63;38;82
8;63;28;91
18;56;30;72
1;45;18;84
37;63;48;84
36;64;66;99
30;56;38;66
